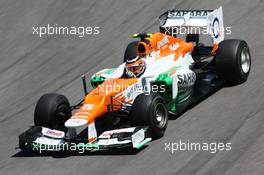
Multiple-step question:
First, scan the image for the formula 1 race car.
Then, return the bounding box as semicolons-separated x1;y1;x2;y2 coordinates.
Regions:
19;7;251;152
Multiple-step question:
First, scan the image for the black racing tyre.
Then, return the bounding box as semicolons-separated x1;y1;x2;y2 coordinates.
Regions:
34;93;71;131
124;41;139;62
215;39;251;84
131;93;168;139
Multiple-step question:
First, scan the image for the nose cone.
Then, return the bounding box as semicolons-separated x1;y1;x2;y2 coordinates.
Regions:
64;118;88;128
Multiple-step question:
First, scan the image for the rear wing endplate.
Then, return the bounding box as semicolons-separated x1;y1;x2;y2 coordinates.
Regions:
159;6;224;44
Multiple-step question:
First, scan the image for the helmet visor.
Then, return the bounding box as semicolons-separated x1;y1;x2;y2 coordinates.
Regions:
126;65;143;73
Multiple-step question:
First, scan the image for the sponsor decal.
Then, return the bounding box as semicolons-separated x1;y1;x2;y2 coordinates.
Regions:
212;17;220;39
100;131;113;139
97;138;122;146
157;36;169;49
99;127;136;139
169;43;180;51
46;130;63;137
168;10;210;17
42;128;65;139
177;72;196;87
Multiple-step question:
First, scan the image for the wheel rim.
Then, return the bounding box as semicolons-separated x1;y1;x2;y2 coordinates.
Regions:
154;103;167;128
241;47;250;74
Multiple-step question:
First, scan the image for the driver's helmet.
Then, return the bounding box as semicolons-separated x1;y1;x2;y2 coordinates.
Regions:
125;56;146;78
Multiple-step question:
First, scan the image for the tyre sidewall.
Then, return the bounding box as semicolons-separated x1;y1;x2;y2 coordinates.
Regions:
131;93;168;139
215;39;251;84
34;93;71;130
148;95;168;138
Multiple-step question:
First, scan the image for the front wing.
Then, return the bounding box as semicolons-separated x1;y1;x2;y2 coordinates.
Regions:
19;126;152;153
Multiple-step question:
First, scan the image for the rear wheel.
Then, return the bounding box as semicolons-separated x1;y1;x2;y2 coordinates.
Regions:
131;93;168;139
215;39;251;84
34;93;71;131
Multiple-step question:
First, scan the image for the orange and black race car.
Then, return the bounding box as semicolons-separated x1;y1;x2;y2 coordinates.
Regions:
19;7;251;152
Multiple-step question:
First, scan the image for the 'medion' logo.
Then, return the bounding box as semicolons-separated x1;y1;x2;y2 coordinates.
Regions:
168;10;210;17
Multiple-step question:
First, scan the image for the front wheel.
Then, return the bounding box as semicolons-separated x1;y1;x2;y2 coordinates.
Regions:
34;93;71;131
130;93;168;139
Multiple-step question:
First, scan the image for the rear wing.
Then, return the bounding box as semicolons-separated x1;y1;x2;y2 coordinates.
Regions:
159;6;224;44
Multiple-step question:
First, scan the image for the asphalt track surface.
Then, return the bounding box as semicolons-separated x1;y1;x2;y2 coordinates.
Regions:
0;0;264;175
